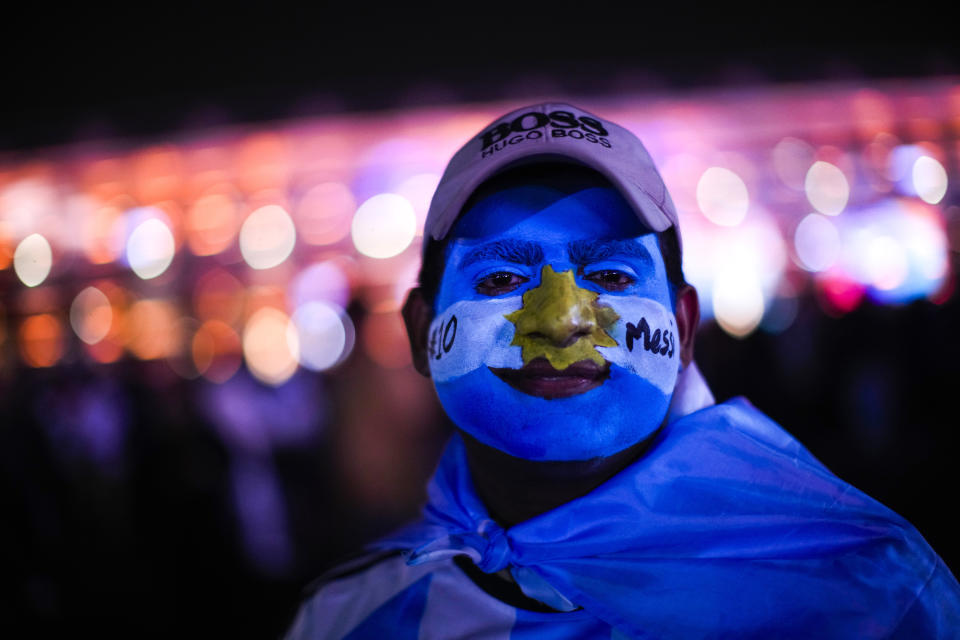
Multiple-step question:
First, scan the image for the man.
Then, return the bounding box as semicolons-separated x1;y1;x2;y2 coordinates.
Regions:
286;103;960;638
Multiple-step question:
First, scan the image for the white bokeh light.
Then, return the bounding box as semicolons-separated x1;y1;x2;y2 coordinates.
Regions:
679;206;785;327
70;286;113;344
695;167;749;226
127;218;175;279
0;179;58;241
903;211;949;281
287;301;355;371
794;213;841;272
712;268;765;338
13;233;53;287
912;156;948;204
240;204;297;269
864;235;909;291
805;161;849;216
351;193;417;258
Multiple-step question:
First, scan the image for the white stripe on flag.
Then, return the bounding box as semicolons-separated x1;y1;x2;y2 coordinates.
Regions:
418;561;516;640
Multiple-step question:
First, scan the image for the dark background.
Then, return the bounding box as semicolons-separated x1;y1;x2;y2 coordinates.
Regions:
2;4;958;638
3;3;958;151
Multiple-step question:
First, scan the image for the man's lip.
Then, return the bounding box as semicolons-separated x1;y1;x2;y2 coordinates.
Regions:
489;357;609;399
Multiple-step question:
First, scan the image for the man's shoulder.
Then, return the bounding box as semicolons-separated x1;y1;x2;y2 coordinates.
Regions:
659;397;941;572
671;396;841;473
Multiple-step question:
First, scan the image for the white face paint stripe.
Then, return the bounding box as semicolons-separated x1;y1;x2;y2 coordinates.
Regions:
596;294;679;395
428;297;523;383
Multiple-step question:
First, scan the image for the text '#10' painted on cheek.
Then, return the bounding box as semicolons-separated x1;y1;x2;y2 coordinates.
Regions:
428;315;458;361
625;317;674;358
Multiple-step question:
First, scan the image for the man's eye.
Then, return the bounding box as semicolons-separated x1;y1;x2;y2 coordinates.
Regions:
476;272;528;295
585;270;634;291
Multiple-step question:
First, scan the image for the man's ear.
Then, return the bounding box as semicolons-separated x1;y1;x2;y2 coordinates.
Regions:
674;284;700;369
402;287;434;377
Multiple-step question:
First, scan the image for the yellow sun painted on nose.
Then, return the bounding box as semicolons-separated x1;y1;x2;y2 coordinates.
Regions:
504;265;619;370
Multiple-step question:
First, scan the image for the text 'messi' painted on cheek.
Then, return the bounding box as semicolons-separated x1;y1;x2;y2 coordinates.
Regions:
428;266;679;395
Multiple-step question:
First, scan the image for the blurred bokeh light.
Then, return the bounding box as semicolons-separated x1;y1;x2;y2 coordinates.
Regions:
70;286;113;344
913;155;948;204
240;204;297;270
0;81;956;355
805;161;850;215
243;306;299;385
794;213;841;272
696;166;749;226
19;313;64;367
351;193;417;258
127;217;175;279
289;301;355;371
13;233;52;286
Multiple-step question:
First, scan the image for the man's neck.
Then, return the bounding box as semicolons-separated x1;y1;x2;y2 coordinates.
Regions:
459;429;661;529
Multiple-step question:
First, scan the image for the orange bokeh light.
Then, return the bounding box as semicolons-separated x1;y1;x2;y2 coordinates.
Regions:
236;133;290;194
125;299;181;360
19;313;65;367
83;199;128;264
186;189;240;256
242;307;298;386
81;158;130;202
0;221;13;269
245;285;287;319
193;268;246;326
132;146;185;203
86;338;124;364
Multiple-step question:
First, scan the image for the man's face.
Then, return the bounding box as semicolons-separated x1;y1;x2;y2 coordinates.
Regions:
427;177;681;461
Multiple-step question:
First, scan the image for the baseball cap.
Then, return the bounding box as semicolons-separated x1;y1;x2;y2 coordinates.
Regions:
423;102;680;248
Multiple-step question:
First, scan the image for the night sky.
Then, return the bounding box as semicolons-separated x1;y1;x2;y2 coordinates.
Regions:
3;3;957;150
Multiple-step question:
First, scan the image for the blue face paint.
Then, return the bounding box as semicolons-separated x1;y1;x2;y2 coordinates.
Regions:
430;181;679;461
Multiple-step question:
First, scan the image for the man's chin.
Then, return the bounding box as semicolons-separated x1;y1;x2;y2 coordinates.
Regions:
488;357;609;400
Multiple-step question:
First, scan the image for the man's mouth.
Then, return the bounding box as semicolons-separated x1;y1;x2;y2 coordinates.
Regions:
489;357;610;399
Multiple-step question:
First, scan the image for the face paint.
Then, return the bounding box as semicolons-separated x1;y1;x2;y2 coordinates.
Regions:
505;265;619;370
595;294;679;395
428;296;523;383
430;180;680;461
429;280;679;387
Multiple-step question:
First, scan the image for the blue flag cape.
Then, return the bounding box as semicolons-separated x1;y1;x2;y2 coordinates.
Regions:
373;398;959;639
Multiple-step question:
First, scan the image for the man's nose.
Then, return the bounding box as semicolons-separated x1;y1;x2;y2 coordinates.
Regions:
512;265;599;347
530;293;597;347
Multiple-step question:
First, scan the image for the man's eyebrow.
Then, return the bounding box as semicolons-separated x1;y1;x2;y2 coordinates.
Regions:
568;238;655;267
458;239;544;269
